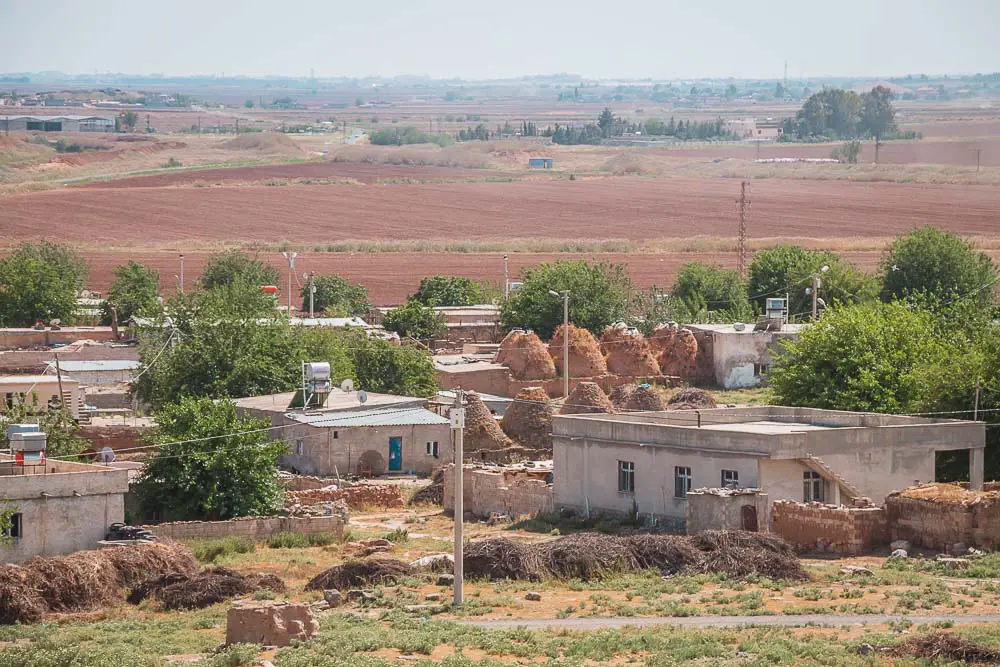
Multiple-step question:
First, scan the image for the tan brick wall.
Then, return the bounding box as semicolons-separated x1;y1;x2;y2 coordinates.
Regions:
138;515;344;541
772;501;888;554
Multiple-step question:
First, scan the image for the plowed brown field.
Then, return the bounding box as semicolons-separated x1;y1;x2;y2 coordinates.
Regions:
4;177;997;245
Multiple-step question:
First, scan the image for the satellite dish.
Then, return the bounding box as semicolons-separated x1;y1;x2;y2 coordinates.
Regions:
341;378;355;393
98;447;115;463
357;390;368;404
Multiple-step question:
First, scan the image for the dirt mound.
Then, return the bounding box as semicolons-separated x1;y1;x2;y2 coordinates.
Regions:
410;468;445;505
560;382;615;415
601;326;661;376
608;384;636;409
305;559;412;591
622;385;665;412
150;567;286;610
221;132;303;156
541;533;637;580
550;324;607;379
494;330;555;380
0;542;198;624
464;392;514;453
889;632;1000;663
667;387;717;410
500;387;553;451
464;538;545;581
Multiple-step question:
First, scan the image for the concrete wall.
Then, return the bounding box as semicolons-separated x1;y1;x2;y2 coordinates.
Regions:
0;377;84;420
0;327;117;351
686;491;770;534
139;515;344;542
0;460;128;562
553;437;761;529
442;464;553;518
708;331;795;389
772;500;888;554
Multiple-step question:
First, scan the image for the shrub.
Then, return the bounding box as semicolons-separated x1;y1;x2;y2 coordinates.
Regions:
186;536;256;563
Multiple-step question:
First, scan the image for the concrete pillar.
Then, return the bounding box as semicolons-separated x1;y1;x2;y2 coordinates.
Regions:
831;480;841;507
970;447;985;491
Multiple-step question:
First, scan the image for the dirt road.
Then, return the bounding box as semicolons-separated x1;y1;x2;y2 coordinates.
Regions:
462;613;1000;630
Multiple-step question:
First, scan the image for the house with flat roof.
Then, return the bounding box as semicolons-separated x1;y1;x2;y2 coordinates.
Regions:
46;359;139;388
686;323;804;389
0;375;85;420
552;406;984;530
234;390;451;477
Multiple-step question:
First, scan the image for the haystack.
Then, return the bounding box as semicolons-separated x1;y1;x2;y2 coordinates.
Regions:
152;567;286;610
305;559;412;591
608;383;636;410
494;330;555;380
658;328;698;377
500;387;553;451
464;391;514;454
622;385;665;412
601;326;661;376
550;324;607;378
667;387;717;410
463;538;544;581
540;533;637;580
560;382;615;415
649;323;678;356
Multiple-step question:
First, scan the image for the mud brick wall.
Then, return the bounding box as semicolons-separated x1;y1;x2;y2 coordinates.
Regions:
771;501;888;554
139;515;344;541
886;496;1000;551
279;475;337;492
285;485;404;510
443;464;553;518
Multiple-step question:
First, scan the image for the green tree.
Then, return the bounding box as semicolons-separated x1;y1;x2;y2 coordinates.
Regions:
859;85;897;139
598;107;615;138
102;261;160;324
879;226;997;311
382;300;446;340
629;285;681;336
670;263;751;322
500;260;632;339
244;99;254;109
795;89;863;138
134;397;286;521
349;336;437;398
121;111;139;131
748;246;878;318
832;139;862;163
412;275;486;306
0;242;84;326
200;250;280;290
302;275;371;317
769;301;951;413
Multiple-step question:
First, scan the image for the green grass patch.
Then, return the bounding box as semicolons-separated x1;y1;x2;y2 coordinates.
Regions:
265;531;339;549
185;535;256;563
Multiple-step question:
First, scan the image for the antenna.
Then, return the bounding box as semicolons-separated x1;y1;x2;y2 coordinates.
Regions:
736;181;750;280
357;390;368;405
98;447;116;463
341;378;355;393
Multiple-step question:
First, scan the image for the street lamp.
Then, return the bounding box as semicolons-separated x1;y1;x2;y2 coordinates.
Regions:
807;265;830;321
549;290;570;398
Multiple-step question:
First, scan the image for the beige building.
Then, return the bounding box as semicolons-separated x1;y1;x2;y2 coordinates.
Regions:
552;406;984;530
0;375;85;420
687;323;804;389
0;457;129;562
235;391;452;477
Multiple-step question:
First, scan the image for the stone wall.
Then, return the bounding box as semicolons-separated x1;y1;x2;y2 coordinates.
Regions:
771;500;888;554
278;474;337;491
885;495;1000;551
443;463;553;519
285;485;404;511
139;515;344;542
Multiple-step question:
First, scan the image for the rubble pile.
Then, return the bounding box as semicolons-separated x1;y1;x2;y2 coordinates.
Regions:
494;329;556;380
550;324;608;378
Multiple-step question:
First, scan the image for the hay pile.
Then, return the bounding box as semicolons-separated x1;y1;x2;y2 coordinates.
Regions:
622;385;665;412
628;534;702;574
305;559;412;591
494;330;556;380
148;567;286;611
689;531;806;581
560;382;615;415
601;326;661;376
888;632;1000;663
667;387;717;410
608;383;636;410
500;387;553;451
649;323;678;356
464;538;545;581
0;542;198;624
464;392;514;453
659;328;698;377
540;533;637;580
410;468;445;505
550;324;607;378
895;482;998;505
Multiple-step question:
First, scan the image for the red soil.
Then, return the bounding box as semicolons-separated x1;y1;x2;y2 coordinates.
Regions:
3;177;997;246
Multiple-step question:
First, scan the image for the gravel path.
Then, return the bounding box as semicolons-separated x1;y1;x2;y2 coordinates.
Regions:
462;614;1000;631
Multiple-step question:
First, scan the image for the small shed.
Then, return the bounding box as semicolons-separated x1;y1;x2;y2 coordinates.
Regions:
528;157;554;169
686;488;769;534
48;359;139;387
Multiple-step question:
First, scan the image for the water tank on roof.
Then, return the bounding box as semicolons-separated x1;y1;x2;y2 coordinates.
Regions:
6;424;39;441
304;362;331;382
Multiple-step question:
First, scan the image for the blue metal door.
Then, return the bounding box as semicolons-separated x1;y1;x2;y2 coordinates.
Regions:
388;437;402;472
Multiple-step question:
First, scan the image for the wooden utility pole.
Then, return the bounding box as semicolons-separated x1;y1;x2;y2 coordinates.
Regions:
974;380;981;420
53;353;66;416
736;181;749;280
874;134;881;165
451;390;465;606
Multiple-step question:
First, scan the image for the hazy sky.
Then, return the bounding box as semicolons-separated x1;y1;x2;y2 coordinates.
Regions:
2;0;998;80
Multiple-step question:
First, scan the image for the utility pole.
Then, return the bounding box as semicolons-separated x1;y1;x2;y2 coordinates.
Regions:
974;380;981;420
874;134;881;165
308;272;316;318
811;274;819;321
343;120;347;144
179;254;185;294
976;148;983;173
235;118;239;134
503;254;509;300
281;252;298;316
54;353;66;416
563;292;569;399
451;389;465;606
736;181;749;281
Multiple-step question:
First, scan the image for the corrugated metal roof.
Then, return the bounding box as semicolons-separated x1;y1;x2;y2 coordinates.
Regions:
47;360;139;372
286;406;448;428
436;390;511;404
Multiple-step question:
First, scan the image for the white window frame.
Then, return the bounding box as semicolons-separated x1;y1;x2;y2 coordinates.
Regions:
425;441;439;457
618;460;635;493
675;466;692;498
804;471;824;502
